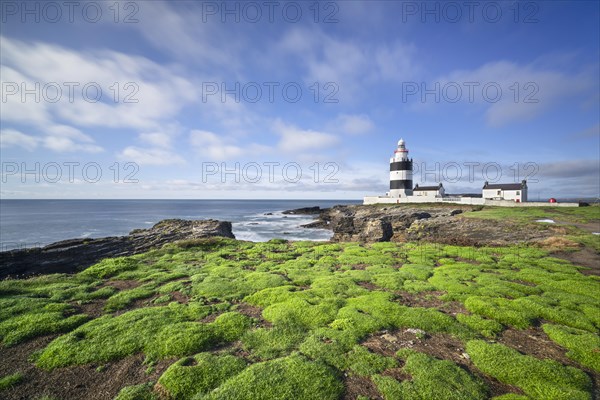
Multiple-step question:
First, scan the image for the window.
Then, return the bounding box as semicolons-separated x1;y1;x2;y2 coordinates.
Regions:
497;190;501;195
516;191;520;195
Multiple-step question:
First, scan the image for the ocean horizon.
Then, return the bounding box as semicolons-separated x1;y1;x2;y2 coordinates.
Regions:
0;199;362;251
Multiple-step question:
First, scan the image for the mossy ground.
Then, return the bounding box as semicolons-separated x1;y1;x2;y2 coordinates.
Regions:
0;211;599;399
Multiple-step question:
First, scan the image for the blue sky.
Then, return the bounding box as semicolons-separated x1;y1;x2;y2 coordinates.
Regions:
1;0;598;199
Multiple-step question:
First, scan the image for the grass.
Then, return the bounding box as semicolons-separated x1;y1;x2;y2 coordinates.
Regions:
344;345;397;376
242;326;307;360
467;340;592;399
201;354;343;400
114;382;157;400
35;306;251;368
373;350;487;400
0;304;89;346
542;324;600;372
0;232;598;398
462;204;600;224
456;314;503;338
104;283;157;312
158;353;246;399
0;372;24;391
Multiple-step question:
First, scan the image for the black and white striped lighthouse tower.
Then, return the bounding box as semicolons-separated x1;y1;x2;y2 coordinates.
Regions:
389;138;413;198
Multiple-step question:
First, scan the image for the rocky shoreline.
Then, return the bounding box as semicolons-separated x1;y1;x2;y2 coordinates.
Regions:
293;204;558;246
1;204;566;279
0;219;234;279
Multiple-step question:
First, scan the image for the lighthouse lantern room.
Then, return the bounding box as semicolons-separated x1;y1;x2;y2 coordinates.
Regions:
389;138;413;198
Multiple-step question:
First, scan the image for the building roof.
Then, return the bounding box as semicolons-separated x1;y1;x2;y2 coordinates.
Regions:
483;180;526;190
414;183;443;191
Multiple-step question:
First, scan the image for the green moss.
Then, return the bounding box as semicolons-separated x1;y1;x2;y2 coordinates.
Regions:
491;395;531;400
104;283;157;312
393;307;473;338
152;322;217;358
1;235;598;397
511;296;595;332
299;329;352;369
144;311;252;359
467;340;592;399
113;382;157;400
463;205;599;224
244;286;298;308
543;324;600;372
0;309;89;346
465;296;534;329
345;345;397;376
396;351;487;399
242;326;307;360
372;375;403;399
262;298;339;329
400;264;434;280
375;350;488;399
81;256;140;278
152;294;172;304
202;354;343;400
212;312;253;342
370;272;405;291
403;279;437;293
35;303;212;369
456;313;503;338
158;353;246;399
0;372;24;391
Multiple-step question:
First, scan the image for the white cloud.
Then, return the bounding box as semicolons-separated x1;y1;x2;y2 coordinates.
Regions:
140;132;173;148
276;27;416;100
329;114;375;135
0;129;38;151
571;123;600;140
130;1;243;70
190;130;245;160
42;136;103;153
1;35;196;132
0;126;103;153
273;120;339;153
436;60;595;126
118;146;185;166
42;125;103;153
189;130;272;160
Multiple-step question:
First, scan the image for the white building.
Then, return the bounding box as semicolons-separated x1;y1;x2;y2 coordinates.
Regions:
482;180;528;202
413;183;445;198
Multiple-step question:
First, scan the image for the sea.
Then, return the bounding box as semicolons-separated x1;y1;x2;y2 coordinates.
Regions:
0;199;361;251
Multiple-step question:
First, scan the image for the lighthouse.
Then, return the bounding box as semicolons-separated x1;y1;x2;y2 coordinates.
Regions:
389;138;413;197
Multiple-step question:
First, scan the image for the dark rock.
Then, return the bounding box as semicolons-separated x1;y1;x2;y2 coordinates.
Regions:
282;206;321;215
264;212;273;215
450;210;463;216
0;219;234;279
300;220;329;229
411;212;431;219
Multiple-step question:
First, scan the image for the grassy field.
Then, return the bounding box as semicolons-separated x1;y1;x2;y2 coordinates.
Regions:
462;204;599;224
0;208;599;399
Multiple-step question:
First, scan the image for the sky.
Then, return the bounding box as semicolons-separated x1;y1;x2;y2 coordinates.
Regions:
1;0;599;200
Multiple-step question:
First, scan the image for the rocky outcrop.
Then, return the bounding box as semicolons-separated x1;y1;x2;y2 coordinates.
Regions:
0;219;234;279
303;204;556;245
282;206;322;215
